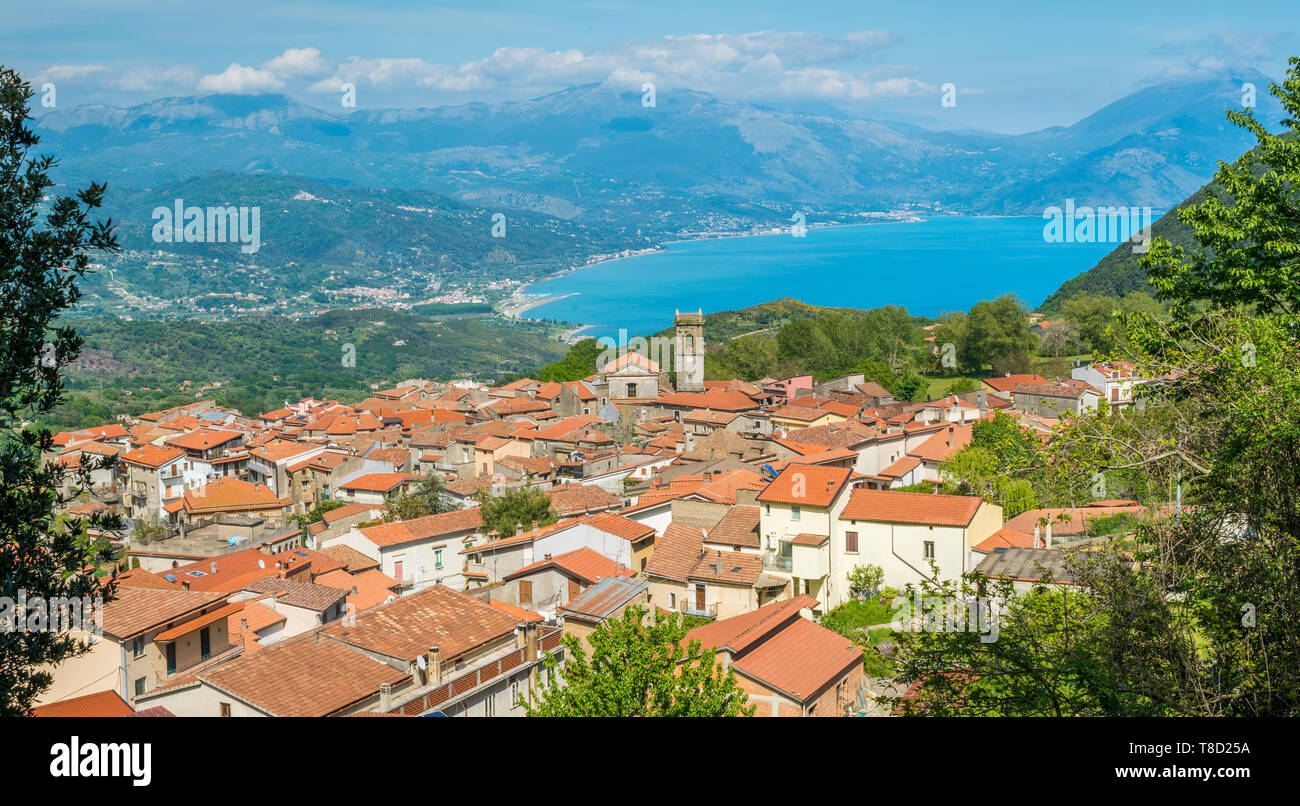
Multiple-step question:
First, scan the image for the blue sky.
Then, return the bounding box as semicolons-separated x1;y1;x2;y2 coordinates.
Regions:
5;0;1294;132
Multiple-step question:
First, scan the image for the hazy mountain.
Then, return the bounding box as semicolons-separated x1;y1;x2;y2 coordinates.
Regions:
35;70;1283;223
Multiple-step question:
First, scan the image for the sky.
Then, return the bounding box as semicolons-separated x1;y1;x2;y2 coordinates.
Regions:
3;0;1294;133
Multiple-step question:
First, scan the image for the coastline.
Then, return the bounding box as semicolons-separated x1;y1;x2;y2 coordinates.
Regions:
506;213;944;335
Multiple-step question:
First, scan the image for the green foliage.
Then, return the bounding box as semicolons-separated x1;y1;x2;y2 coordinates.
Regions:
535;338;606;383
382;473;457;522
0;67;123;716
476;485;558;537
847;564;885;597
523;607;754;717
289;499;348;529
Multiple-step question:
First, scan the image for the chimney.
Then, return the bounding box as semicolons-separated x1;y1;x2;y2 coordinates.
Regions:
378;682;392;712
429;645;441;686
239;617;248;632
210;561;217;574
946;425;953;449
351;585;358;595
532;519;538;532
1033;524;1041;549
515;522;523;536
1045;522;1053;548
181;580;190;591
544;553;552;562
524;623;539;662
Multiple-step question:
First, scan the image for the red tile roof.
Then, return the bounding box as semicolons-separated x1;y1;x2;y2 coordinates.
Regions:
31;689;134;718
839;488;983;527
756;465;853;508
503;547;634;585
357;507;483;548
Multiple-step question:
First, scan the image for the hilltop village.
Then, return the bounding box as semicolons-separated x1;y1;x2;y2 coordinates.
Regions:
33;310;1153;718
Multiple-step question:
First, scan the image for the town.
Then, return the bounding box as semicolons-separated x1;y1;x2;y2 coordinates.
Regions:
27;308;1159;718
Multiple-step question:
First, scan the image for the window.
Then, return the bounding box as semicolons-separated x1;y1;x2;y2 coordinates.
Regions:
519;580;533;605
669;592;677;608
132;636;144;658
199;626;211;660
845;531;858;554
484;696;496;717
791;505;801;521
165;643;176;675
434;548;444;569
134;677;146;697
923;540;935;560
219;702;231;717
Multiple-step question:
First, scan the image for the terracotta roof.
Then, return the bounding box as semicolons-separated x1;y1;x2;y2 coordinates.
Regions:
244;576;349;612
583;511;655;542
706;505;761;549
321;502;376;526
686;595;817;654
315;568;400;612
321;584;519;662
657;390;758;412
166;428;243;451
908;424;973;463
879;455;922;478
100;587;229;640
357;506;482;548
789;532;830;547
973;526;1039;553
119;443;186;469
756;465;853;508
503;547;634;585
181;477;286;515
101;567;182;591
549;484;623;516
729;613;861;703
31;689;134;718
200;631;408;716
317;544;381;572
839;488;983;527
338;472;419;493
487;598;544;623
644;524;706;582
687;550;763;585
982;373;1049;394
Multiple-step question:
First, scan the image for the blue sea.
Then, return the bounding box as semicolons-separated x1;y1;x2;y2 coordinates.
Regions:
524;216;1117;337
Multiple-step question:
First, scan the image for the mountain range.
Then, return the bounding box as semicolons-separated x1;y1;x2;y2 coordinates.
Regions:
36;69;1282;222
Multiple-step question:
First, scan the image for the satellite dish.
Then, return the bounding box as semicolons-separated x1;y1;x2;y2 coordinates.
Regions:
416;655;427;670
258;559;265;569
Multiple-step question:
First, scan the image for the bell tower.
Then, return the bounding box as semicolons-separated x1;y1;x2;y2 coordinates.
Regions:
674;308;705;392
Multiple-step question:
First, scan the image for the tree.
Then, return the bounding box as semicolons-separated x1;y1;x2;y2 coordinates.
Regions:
726;333;778;380
960;295;1036;373
476;485;557;537
899;59;1300;716
0;67;123;716
847;564;884;597
523;607;755;716
383;472;456;522
885;565;1193;717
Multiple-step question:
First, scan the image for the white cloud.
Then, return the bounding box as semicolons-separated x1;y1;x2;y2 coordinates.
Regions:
266;47;328;78
303;29;924;103
39;64;108;81
197;63;286;94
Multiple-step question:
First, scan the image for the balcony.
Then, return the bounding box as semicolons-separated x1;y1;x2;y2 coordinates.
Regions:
681;600;718;618
764;551;793;572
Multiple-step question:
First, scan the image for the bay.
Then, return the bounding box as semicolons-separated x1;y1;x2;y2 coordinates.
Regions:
525;216;1117;337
